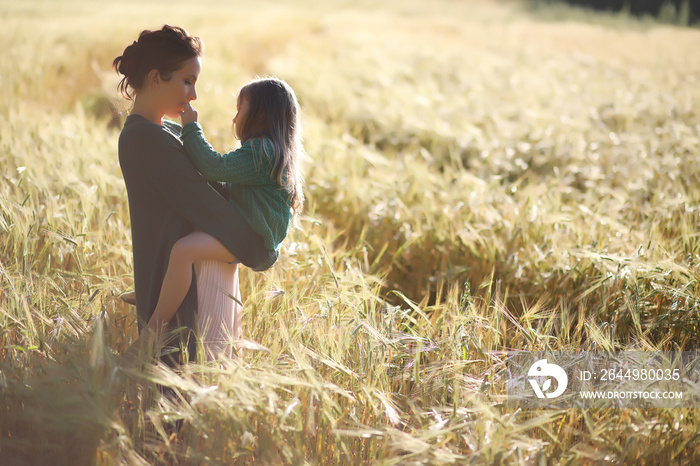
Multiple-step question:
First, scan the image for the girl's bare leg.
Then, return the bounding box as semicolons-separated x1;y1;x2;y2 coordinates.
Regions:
148;231;236;335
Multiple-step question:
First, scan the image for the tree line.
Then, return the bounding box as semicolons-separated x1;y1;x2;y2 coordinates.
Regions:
539;0;699;25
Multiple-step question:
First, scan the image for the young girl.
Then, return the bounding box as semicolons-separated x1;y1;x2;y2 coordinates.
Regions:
132;77;304;357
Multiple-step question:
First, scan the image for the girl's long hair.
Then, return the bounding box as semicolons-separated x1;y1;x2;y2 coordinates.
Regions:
237;77;304;218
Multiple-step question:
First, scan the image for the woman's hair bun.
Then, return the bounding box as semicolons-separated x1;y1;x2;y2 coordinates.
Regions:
113;41;137;76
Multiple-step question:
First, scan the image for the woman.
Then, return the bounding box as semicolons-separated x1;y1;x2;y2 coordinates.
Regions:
113;25;277;361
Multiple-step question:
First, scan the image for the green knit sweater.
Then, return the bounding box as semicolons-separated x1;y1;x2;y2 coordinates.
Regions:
180;122;292;251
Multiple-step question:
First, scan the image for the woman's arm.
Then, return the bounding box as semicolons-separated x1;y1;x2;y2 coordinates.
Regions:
119;120;269;268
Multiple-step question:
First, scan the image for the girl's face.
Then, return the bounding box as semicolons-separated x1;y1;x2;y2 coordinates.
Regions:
232;94;250;140
157;56;201;119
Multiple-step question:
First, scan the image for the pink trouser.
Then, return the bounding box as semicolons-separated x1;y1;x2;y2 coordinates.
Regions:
194;260;242;360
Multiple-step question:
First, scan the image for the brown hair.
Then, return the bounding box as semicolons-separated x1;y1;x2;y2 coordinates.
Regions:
237;77;304;218
113;25;203;100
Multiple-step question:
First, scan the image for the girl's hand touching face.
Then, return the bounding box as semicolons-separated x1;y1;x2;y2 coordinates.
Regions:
180;103;198;126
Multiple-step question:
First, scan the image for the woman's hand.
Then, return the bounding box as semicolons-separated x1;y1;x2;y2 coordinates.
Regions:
180;103;198;126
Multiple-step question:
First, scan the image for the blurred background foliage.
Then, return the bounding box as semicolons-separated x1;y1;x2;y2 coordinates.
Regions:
528;0;699;26
1;0;700;464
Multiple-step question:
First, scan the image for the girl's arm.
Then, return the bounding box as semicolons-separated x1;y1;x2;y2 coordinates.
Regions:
181;122;274;186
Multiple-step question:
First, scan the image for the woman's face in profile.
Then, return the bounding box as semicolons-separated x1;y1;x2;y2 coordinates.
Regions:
158;56;201;119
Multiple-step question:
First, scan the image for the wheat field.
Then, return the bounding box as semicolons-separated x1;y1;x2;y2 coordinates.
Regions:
1;0;700;464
